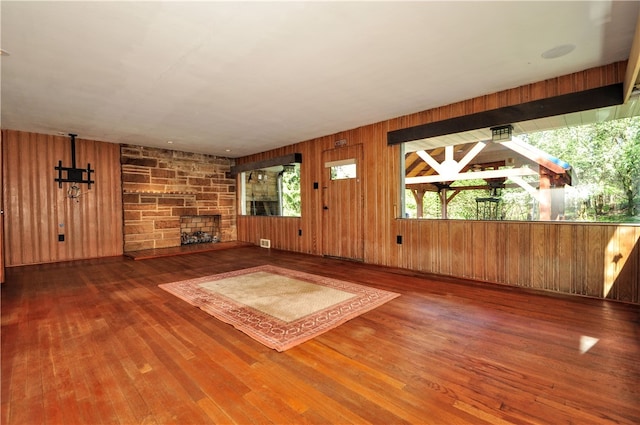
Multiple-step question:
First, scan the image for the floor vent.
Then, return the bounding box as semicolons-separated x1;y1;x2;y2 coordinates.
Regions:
259;239;271;249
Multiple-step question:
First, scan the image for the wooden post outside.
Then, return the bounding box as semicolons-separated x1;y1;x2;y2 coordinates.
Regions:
539;166;552;220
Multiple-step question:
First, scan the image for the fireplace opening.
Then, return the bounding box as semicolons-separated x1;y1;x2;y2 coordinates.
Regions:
180;215;221;245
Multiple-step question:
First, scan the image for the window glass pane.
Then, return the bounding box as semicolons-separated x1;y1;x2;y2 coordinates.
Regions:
326;159;357;180
241;163;301;217
331;164;357;180
400;116;640;223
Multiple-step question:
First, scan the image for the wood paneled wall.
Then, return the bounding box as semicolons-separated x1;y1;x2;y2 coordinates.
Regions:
394;220;640;303
237;216;303;252
236;62;640;304
0;133;4;282
2;130;123;266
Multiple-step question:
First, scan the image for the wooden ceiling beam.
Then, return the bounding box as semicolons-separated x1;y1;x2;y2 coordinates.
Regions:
388;85;622;145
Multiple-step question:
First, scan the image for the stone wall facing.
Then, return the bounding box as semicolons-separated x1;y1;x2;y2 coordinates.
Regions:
121;145;236;252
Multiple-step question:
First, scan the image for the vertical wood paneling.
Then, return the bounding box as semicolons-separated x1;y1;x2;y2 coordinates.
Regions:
235;62;638;304
557;225;573;294
574;224;587;295
518;224;532;287
0;132;3;283
367;124;394;263
530;223;547;290
603;226;640;303
236;216;302;253
421;220;432;272
2;130;123;266
505;223;518;285
603;225;619;301
449;221;466;277
585;226;604;298
422;220;434;272
484;222;499;283
393;220;639;303
438;221;451;276
471;221;486;280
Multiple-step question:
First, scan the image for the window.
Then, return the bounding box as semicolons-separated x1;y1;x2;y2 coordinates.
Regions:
326;158;357;180
400;116;640;223
241;163;301;216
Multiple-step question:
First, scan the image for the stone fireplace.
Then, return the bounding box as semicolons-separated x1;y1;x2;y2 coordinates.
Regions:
180;215;221;245
121;145;236;252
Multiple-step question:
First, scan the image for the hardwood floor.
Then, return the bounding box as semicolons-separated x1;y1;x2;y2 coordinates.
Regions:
2;246;639;424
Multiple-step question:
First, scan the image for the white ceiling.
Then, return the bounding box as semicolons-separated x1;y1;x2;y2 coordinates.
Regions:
1;1;639;158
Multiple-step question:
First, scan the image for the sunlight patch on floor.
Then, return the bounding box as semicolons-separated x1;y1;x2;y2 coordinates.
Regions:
579;335;599;354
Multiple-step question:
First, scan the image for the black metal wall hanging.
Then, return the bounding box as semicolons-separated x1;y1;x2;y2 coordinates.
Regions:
54;133;95;188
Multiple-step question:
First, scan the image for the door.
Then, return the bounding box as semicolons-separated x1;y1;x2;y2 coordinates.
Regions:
1;131;4;283
321;144;363;260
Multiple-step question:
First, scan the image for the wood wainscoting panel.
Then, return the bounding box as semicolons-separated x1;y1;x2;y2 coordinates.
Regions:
530;222;550;290
449;221;467;278
436;220;451;276
483;222;502;283
611;226;640;302
237;216;303;253
394;219;639;304
2;130;123;266
585;225;605;298
556;224;574;294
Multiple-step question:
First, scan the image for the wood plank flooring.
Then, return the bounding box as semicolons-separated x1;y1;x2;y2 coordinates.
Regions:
2;247;639;424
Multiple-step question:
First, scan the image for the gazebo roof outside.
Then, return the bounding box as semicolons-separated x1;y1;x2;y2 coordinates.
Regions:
405;137;576;192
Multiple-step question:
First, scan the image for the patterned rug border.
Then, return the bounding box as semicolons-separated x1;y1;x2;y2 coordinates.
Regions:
159;265;400;351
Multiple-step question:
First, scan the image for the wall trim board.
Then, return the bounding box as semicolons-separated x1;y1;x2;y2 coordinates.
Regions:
230;153;302;176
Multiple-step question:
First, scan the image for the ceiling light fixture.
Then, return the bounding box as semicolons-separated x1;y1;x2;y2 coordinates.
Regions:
541;44;575;59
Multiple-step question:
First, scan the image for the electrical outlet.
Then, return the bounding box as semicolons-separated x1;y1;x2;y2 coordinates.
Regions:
58;234;65;242
259;239;271;248
396;235;402;244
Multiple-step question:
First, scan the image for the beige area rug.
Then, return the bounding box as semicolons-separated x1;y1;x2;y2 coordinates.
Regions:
159;265;400;351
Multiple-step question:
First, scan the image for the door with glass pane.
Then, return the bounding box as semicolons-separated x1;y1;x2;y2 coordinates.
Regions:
321;144;363;260
0;132;3;284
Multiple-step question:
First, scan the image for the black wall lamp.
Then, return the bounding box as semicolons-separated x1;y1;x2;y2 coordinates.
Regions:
490;125;513;143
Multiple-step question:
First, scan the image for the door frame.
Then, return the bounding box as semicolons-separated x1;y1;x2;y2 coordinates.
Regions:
1;131;4;283
321;144;364;261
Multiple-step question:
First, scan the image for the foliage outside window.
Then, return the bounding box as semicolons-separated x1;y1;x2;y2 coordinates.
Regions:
401;116;640;223
241;163;301;217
